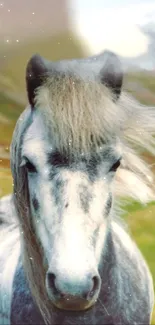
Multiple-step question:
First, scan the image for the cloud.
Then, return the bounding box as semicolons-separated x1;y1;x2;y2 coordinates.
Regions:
70;1;155;57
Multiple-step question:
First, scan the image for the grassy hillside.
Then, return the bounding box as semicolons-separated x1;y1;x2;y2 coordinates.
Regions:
0;92;23;146
0;92;23;199
0;31;86;100
125;71;155;93
124;71;155;106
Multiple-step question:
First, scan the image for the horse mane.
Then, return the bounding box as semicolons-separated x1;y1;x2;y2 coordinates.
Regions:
10;73;155;324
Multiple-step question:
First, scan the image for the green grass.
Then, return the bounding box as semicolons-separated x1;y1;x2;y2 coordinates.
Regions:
122;198;155;213
0;168;12;197
0;91;23;146
0;92;23;121
124;205;155;323
125;71;155;94
124;71;155;107
0;123;14;146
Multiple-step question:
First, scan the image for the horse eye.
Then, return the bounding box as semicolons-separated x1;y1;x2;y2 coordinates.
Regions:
49;151;69;167
109;159;121;173
25;160;37;173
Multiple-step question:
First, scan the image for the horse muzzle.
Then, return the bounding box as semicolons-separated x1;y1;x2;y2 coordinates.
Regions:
46;271;101;311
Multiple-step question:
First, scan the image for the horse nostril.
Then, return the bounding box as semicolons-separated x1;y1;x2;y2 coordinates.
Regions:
46;271;101;302
47;272;58;295
88;275;100;298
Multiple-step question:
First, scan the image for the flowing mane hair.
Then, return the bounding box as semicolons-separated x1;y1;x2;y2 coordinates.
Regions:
10;52;155;324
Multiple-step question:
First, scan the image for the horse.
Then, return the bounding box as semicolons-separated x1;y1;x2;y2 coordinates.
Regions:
0;50;155;325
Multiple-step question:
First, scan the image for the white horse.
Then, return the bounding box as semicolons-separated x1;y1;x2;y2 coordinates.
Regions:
0;51;154;325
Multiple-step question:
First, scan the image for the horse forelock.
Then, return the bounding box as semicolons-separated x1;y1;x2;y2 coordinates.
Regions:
34;75;121;158
33;74;155;202
34;74;155;154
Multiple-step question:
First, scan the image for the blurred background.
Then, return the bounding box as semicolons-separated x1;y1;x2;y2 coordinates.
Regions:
0;0;155;321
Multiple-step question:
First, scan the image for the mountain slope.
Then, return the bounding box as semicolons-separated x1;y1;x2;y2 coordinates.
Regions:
0;31;86;101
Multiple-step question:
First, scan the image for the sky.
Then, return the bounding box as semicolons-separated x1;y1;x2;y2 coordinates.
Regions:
70;0;155;57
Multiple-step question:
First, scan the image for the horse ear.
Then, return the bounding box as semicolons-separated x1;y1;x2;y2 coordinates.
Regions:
99;50;123;99
26;54;48;107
